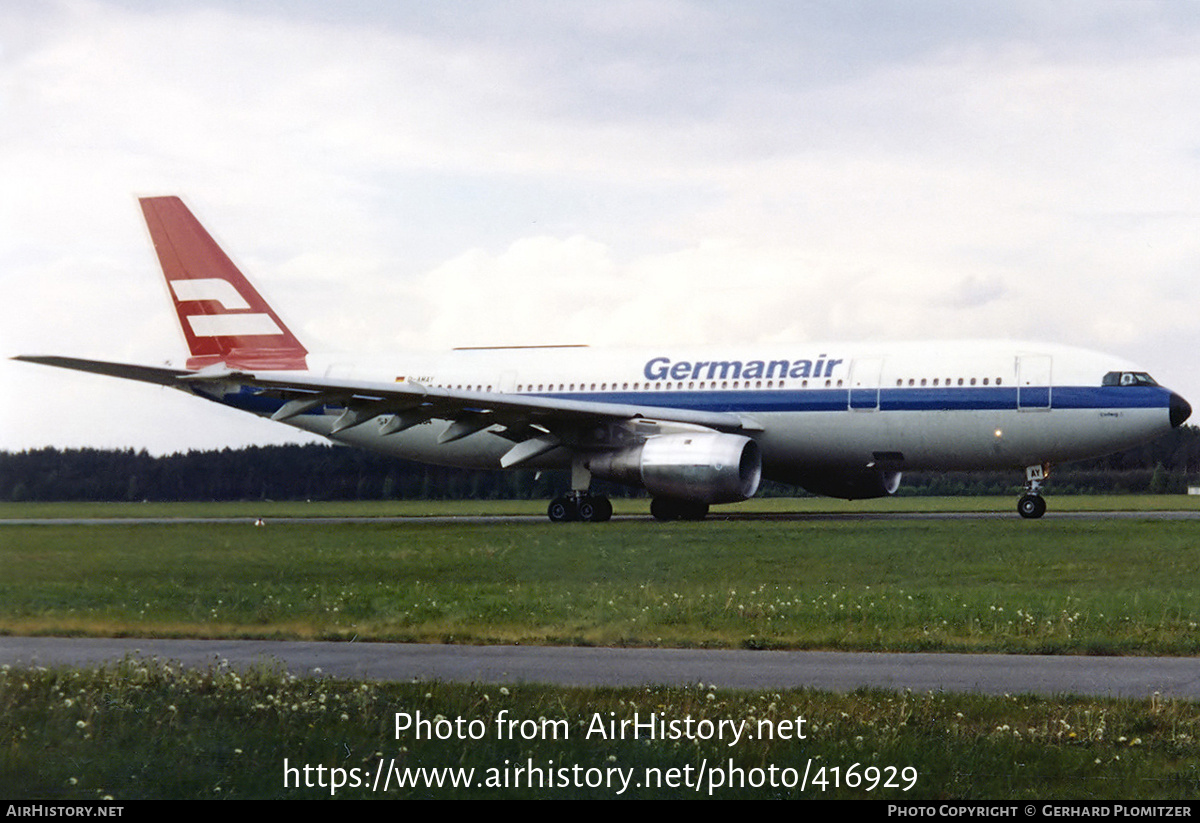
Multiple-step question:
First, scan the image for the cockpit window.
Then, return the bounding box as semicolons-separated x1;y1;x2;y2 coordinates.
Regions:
1102;371;1159;387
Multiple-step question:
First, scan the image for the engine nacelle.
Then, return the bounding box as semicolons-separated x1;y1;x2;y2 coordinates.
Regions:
794;468;902;500
587;432;762;504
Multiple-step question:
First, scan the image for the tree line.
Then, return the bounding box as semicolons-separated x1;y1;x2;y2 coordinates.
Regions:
2;425;1198;502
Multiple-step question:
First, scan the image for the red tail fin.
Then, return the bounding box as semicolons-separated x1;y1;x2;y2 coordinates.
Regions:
140;196;308;371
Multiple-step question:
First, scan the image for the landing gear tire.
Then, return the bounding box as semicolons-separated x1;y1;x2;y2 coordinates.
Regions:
650;497;672;521
591;495;613;522
549;494;612;523
576;495;613;523
548;496;578;523
650;497;709;522
1017;494;1046;519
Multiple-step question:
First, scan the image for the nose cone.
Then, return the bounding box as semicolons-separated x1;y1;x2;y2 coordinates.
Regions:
1170;392;1192;428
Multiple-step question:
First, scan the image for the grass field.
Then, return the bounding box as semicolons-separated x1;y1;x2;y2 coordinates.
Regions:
4;657;1200;799
4;498;1200;799
2;499;1200;654
4;494;1200;519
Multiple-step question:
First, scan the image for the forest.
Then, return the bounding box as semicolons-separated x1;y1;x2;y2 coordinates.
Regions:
3;425;1198;502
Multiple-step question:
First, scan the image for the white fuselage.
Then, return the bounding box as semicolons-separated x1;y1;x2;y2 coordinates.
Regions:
204;339;1180;484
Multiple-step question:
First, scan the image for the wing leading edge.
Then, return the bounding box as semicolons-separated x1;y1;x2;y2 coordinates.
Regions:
12;355;194;387
12;354;762;470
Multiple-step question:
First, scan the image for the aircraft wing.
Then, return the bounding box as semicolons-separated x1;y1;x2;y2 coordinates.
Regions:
199;368;762;436
13;356;762;467
12;355;195;387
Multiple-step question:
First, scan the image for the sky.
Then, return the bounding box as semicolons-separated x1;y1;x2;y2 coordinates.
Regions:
3;0;1200;454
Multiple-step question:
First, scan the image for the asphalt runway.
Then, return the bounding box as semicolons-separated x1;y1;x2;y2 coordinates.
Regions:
3;636;1200;699
5;510;1200;525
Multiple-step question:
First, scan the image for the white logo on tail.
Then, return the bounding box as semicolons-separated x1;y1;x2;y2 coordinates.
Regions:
169;278;283;338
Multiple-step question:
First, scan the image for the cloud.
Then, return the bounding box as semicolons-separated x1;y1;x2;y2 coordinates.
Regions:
3;1;1200;452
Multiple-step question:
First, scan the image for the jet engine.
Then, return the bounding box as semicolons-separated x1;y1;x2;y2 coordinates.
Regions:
587;432;762;504
793;468;902;500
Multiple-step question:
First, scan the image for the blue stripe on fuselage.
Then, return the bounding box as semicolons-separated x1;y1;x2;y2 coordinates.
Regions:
527;385;1171;415
208;383;1172;418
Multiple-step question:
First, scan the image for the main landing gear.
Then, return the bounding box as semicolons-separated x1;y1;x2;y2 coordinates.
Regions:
547;458;614;522
650;497;709;522
546;494;711;522
1017;464;1049;519
548;493;613;523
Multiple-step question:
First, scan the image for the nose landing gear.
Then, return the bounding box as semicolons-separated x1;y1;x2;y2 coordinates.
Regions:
1017;493;1046;519
1017;464;1050;519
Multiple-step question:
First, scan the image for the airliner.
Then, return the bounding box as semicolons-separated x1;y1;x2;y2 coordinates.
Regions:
14;197;1192;521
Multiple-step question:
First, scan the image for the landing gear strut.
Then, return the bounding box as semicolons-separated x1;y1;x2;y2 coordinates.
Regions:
547;458;613;522
1017;464;1049;519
